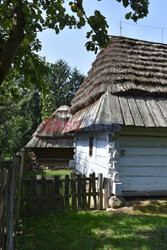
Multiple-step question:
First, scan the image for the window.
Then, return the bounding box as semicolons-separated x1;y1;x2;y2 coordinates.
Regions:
89;137;93;157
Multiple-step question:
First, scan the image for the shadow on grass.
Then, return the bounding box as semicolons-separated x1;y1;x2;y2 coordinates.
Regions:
16;210;167;250
132;199;167;215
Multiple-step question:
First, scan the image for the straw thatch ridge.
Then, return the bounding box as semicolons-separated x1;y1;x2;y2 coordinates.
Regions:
71;36;167;114
26;105;74;149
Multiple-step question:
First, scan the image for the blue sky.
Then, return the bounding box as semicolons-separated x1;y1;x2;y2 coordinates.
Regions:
38;0;167;75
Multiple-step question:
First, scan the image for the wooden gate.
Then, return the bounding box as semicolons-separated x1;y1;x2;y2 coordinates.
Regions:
21;173;112;216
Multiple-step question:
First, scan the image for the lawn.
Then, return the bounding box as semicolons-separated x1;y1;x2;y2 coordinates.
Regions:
23;169;72;177
16;207;167;250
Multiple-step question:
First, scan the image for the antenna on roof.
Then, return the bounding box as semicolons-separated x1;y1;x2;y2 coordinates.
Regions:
120;21;167;43
120;21;122;36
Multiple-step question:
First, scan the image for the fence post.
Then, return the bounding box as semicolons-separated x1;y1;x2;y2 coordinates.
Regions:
92;173;97;209
6;158;16;250
65;175;69;209
104;178;112;209
15;151;24;228
98;173;103;210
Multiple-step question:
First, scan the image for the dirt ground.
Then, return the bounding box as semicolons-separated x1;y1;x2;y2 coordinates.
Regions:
106;199;167;215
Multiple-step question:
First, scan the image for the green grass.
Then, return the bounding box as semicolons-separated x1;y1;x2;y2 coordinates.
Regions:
16;210;167;250
24;169;72;177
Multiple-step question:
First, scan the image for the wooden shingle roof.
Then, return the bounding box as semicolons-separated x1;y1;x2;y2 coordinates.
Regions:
71;36;167;115
26;105;74;149
68;92;167;130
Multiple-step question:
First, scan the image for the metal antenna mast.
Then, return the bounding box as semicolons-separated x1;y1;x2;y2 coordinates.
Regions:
120;21;122;36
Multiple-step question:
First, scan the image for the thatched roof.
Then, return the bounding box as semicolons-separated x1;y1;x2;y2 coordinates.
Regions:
26;105;74;149
71;36;167;115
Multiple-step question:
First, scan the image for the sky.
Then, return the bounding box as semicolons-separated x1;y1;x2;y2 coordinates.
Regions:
38;0;167;76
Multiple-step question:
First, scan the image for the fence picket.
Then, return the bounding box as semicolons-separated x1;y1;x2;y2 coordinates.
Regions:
104;178;111;209
82;174;86;209
98;174;103;210
65;175;69;209
54;175;60;212
87;175;92;209
71;178;77;210
19;173;111;216
92;173;97;210
77;175;82;209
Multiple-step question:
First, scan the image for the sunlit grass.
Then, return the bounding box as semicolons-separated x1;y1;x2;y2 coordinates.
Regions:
16;209;167;250
24;169;72;177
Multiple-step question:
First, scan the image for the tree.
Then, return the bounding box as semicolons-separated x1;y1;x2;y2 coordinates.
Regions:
0;59;84;156
0;0;149;88
41;59;85;118
0;90;42;156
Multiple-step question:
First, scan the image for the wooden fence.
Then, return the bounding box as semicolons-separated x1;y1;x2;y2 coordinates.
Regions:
21;173;112;217
0;154;24;250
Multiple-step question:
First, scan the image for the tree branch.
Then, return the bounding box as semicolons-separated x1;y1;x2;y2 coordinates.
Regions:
0;0;25;85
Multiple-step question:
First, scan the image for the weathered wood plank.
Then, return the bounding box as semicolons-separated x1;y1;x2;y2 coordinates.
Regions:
119;96;134;126
135;98;155;127
77;175;82;209
120;127;167;137
65;175;69;209
98;174;103;210
119;147;167;156
71;179;77;210
15;154;24;228
96;93;111;125
146;98;167;127
120;136;167;147
127;97;144;126
87;175;92;209
119;156;167;167
104;178;111;208
157;98;167;121
120;166;167;177
92;173;97;209
81;174;86;209
121;176;167;191
54;175;60;212
59;179;64;210
123;190;167;196
108;94;123;124
26;137;39;148
6;158;16;250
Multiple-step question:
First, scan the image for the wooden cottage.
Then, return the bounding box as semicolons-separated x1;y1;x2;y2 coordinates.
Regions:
67;36;167;197
25;105;74;169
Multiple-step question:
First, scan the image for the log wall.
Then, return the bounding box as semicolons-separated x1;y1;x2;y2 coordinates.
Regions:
119;127;167;196
75;132;111;177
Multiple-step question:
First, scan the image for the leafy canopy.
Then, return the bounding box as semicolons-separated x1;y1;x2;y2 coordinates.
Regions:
0;59;84;156
0;0;149;89
0;90;42;156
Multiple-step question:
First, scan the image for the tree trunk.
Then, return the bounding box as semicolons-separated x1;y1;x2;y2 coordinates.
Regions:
0;1;25;85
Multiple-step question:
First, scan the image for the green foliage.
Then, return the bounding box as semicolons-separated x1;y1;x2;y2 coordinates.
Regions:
0;59;84;156
0;0;149;90
41;59;85;118
0;90;42;157
117;0;149;22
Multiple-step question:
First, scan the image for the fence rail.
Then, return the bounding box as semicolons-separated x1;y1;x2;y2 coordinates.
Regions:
21;173;112;216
